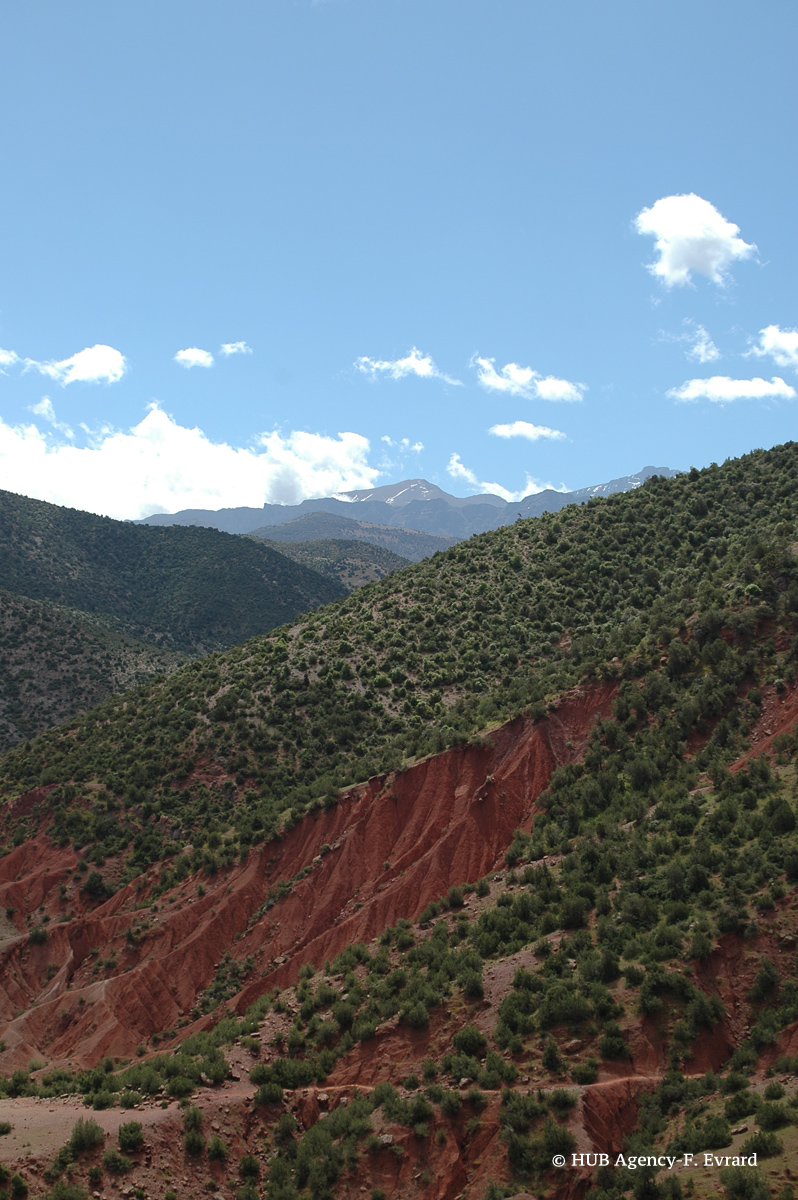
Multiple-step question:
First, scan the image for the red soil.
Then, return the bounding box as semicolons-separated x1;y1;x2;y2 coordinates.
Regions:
2;672;797;1198
0;683;616;1071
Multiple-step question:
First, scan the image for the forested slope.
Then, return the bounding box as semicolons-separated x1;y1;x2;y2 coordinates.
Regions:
0;588;184;752
0;489;345;654
1;444;796;869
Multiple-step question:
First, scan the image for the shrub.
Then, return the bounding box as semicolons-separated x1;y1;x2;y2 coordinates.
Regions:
45;1183;88;1200
167;1075;195;1098
571;1059;598;1085
0;1121;12;1135
10;1178;27;1200
740;1130;783;1159
239;1153;260;1181
452;1024;486;1057
440;1090;462;1117
207;1134;227;1161
719;1166;770;1200
254;1082;284;1106
183;1129;205;1156
118;1122;143;1153
118;1090;142;1109
101;1149;131;1174
756;1101;790;1131
82;872;107;901
403;1002;429;1030
69;1118;104;1154
183;1105;202;1131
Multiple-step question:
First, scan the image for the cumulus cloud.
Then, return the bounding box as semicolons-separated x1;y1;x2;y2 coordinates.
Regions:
668;376;796;404
175;347;214;369
447;452;566;502
30;344;127;385
0;349;20;372
635;194;755;287
355;347;461;385
749;325;798;370
220;341;252;356
489;420;565;442
471;356;584;402
0;404;382;519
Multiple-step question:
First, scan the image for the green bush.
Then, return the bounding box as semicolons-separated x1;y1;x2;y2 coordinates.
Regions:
756;1101;790;1131
254;1082;284;1106
452;1024;487;1058
44;1183;88;1200
207;1134;227;1161
720;1166;770;1200
570;1059;598;1085
69;1118;104;1155
101;1149;131;1174
239;1152;260;1181
741;1130;783;1159
183;1129;205;1156
118;1122;143;1153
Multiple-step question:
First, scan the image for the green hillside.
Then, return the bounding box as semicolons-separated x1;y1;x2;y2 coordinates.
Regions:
0;587;185;753
1;444;797;870
253;537;411;592
0;489;345;653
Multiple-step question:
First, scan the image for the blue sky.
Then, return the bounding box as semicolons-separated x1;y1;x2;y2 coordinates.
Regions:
0;0;796;519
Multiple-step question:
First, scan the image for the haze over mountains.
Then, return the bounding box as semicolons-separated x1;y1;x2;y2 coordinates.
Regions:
141;465;680;541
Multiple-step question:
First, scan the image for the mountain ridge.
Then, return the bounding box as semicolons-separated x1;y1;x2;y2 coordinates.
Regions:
140;465;680;540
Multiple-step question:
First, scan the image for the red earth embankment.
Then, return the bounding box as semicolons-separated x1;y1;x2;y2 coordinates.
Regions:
0;683;616;1070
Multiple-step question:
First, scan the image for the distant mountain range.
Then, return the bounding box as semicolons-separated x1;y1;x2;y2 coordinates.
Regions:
141;466;680;542
248;511;457;561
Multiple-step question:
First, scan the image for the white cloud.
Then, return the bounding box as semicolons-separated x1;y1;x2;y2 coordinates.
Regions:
635;194;755;287
0;404;383;519
489;420;565;442
0;349;20;372
749;325;798;370
471;356;584;402
220;341;252;356
29;396;74;438
30;344;127;385
686;324;720;364
660;320;721;363
355;347;461;385
668;375;795;404
447;452;566;502
175;347;214;369
380;435;424;451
